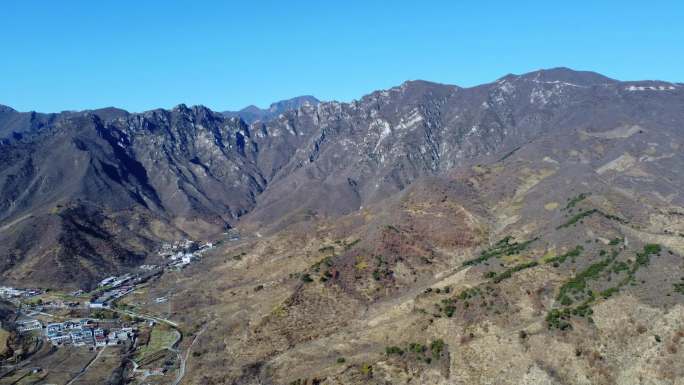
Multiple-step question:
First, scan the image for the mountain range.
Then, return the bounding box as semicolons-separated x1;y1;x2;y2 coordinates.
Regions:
2;67;684;384
0;67;682;290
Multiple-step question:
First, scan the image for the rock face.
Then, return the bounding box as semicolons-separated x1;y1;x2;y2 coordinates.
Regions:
222;95;320;123
1;67;683;289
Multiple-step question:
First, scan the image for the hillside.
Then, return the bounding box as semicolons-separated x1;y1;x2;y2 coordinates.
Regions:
164;106;684;383
2;68;684;383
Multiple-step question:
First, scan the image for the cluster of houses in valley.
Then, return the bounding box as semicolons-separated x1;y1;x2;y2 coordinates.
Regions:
0;286;42;299
16;319;42;333
5;238;216;353
5;239;214;310
158;239;214;269
18;317;134;348
86;239;213;308
89;269;162;309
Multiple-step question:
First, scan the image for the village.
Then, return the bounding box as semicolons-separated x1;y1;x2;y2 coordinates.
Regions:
1;239;215;349
17;318;134;348
0;237;229;384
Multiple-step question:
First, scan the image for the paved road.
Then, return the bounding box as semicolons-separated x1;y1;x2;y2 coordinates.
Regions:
172;324;207;385
109;307;179;328
112;307;194;384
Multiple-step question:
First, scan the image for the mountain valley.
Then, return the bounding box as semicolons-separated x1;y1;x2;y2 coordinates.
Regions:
2;68;684;384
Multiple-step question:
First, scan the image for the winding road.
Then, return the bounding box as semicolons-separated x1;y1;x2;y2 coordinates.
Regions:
109;307;179;328
172;324;207;385
65;346;106;385
110;306;209;385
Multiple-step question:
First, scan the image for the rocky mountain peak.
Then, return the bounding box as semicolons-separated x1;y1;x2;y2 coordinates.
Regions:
499;67;618;87
223;95;321;123
0;104;17;114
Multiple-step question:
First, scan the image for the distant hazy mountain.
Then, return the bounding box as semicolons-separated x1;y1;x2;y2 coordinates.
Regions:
222;95;320;123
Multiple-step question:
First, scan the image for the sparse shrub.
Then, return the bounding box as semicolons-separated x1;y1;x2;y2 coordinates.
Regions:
573;302;593;318
635;244;662;266
463;236;537;266
546;309;572;330
557;209;598;229
318;245;335;254
546;246;583;265
674;283;684;294
409;343;427;354
344;239;360;250
599;287;619;298
360;363;372;377
556;257;612;301
612;261;629;274
643;244;662;255
430;339;445;359
491;261;538;283
609;238;623;245
385;346;404;355
559;295;573;306
301;273;314;283
458;287;481;300
564;193;590;210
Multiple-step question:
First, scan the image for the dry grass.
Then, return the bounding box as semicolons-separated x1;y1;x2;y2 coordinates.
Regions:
134;325;178;363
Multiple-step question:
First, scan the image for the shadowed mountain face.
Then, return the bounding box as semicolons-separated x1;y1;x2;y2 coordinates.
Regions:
222;95;320;123
1;67;683;290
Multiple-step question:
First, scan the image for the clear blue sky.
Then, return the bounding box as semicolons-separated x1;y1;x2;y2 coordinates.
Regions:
1;1;682;113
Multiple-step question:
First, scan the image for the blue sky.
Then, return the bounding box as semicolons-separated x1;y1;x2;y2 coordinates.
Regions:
1;1;682;112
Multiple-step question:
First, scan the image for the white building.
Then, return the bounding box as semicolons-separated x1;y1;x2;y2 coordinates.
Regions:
70;329;93;346
46;323;64;336
99;276;117;287
0;286;25;298
17;319;42;333
88;301;107;309
49;333;72;345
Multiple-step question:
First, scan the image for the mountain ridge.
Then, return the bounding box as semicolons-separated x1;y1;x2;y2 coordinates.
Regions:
1;67;683;289
221;95;320;123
